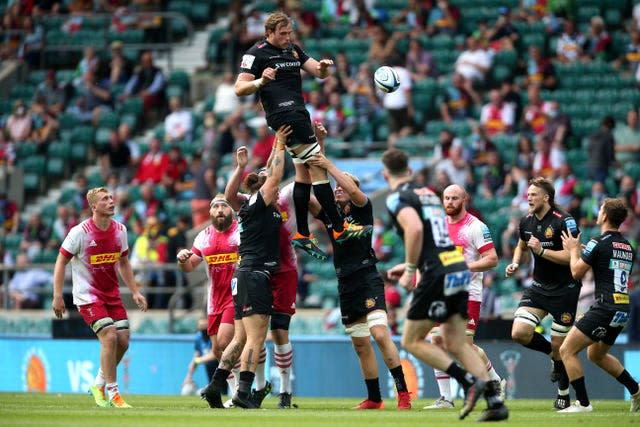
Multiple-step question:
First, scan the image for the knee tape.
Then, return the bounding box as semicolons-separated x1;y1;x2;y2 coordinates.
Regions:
367;310;388;329
114;319;130;331
287;142;321;164
92;317;115;334
270;313;291;331
346;322;370;338
551;322;571;337
513;307;540;327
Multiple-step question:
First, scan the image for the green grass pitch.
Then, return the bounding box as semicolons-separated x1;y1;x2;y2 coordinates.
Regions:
0;393;636;427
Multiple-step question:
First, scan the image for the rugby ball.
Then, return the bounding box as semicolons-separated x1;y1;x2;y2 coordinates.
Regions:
374;66;400;93
181;381;198;396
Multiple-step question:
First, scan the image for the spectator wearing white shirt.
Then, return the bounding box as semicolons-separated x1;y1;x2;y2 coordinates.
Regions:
164;96;193;143
8;253;53;309
454;33;492;87
213;71;241;118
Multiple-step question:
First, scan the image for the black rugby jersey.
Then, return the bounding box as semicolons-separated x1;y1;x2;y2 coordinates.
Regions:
239;40;310;118
321;199;377;278
519;207;581;295
581;230;635;309
237;191;281;271
386;182;467;276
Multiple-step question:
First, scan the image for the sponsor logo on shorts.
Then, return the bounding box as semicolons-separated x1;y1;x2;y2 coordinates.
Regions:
438;250;465;266
365;298;375;309
613;293;630;304
205;252;238;265
592;326;607;339
561;312;573;324
89;252;120;265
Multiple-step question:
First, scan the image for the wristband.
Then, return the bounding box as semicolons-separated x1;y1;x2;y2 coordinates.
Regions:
539;248;545;257
194;357;201;365
253;78;264;89
405;263;417;273
275;140;286;150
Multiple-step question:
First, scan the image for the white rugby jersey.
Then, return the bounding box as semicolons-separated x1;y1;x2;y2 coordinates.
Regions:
446;212;495;302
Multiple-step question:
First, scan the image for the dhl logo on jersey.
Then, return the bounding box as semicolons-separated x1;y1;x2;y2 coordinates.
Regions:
613;293;629;304
438;250;465;266
280;210;288;222
89;252;121;265
454;245;464;255
205;252;238;265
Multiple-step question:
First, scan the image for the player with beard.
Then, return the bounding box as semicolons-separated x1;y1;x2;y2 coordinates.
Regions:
224;137;313;409
424;184;505;409
201;125;290;409
560;198;640;413
306;152;411;410
381;148;507;422
177;194;239;396
235;11;371;261
505;177;581;410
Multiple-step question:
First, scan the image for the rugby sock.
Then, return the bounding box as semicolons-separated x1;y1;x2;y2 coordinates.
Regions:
312;181;344;232
226;371;236;395
570;376;590;407
232;362;241;390
434;368;452;399
106;382;119;400
94;368;105;387
446;362;474;392
211;367;231;391
255;347;267;390
293;182;312;236
616;370;640;394
523;332;552;355
390;365;408;393
486;360;501;382
275;343;293;394
554;359;570;391
237;371;255;399
365;378;382;402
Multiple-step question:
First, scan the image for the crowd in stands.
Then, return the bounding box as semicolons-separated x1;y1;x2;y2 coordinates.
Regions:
1;1;640;332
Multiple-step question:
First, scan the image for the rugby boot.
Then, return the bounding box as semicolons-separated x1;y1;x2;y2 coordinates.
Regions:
249;381;272;408
353;399;384;409
423;395;454;409
200;384;223;409
278;392;292;409
292;232;328;260
459;378;486;420
333;220;373;244
558;401;593;413
477;404;509;421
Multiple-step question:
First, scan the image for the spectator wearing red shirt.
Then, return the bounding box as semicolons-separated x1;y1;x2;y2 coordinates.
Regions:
0;192;19;234
133;137;169;184
249;123;274;173
162;145;188;196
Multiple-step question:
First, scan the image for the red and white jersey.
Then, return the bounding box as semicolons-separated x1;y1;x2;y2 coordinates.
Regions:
446;212;495;302
60;218;129;306
277;183;297;273
191;220;239;315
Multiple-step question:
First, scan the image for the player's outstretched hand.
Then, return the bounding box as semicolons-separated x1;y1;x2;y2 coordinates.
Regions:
306;153;329;169
52;295;66;319
561;230;581;250
275;124;293;144
235;146;249;169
